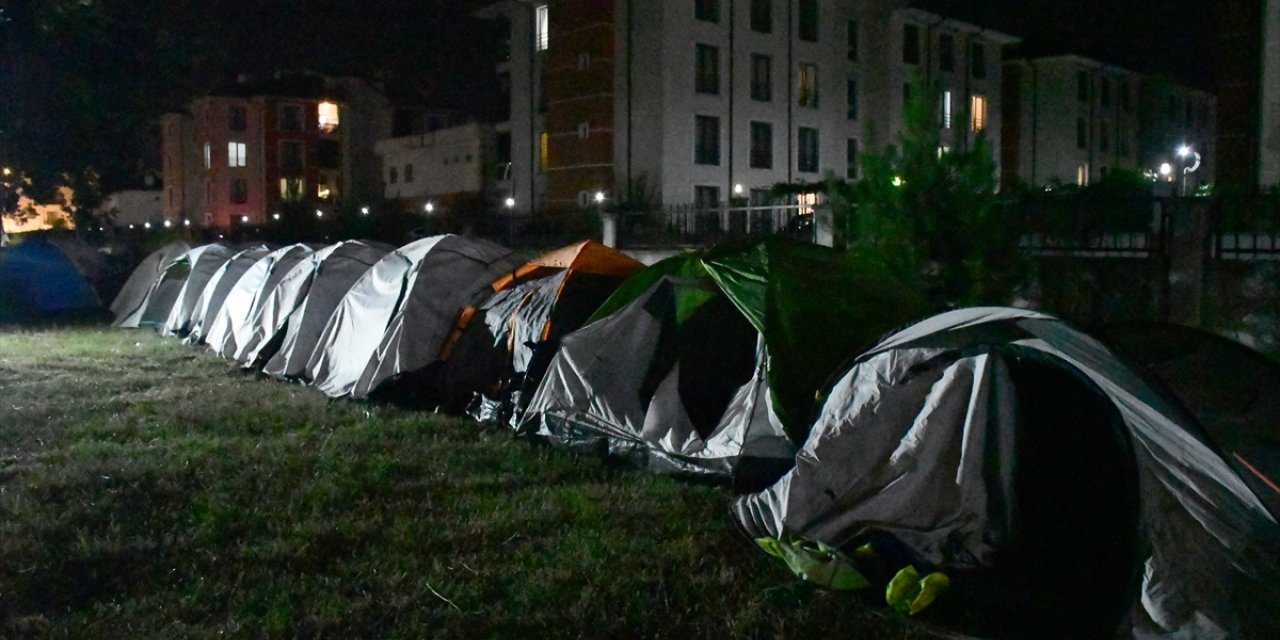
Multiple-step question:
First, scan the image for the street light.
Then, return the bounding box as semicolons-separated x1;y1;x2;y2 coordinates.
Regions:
164;220;172;228
272;213;281;221
594;191;606;204
505;197;516;209
361;206;370;215
241;215;250;224
424;202;435;214
315;209;324;218
1176;144;1201;196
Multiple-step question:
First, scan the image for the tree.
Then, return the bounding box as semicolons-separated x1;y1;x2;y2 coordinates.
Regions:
828;76;1030;308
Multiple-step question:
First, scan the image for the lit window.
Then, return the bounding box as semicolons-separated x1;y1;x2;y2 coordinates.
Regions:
798;192;819;216
535;5;549;51
539;131;549;172
1077;163;1089;186
280;178;305;201
317;173;339;200
203;143;211;169
228;142;247;167
942;90;952;128
318;102;340;133
798;63;818;108
970;95;987;132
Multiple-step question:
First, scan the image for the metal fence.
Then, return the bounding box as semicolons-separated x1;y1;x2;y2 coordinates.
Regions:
615;203;811;248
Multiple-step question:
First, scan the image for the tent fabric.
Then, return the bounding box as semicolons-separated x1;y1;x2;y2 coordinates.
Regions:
184;246;271;345
1097;323;1280;519
206;244;312;359
162;244;234;336
111;241;190;327
238;241;355;367
307;234;517;399
0;238;103;318
440;240;643;419
262;240;391;380
731;307;1280;639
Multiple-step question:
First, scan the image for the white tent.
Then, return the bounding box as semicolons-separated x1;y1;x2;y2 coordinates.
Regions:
111;241;191;327
206;244;312;359
161;244;234;336
184;246;271;345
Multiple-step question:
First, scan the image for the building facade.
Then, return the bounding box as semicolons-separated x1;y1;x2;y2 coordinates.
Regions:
1262;0;1280;187
374;121;497;211
1003;55;1215;191
161;74;408;229
481;0;1014;213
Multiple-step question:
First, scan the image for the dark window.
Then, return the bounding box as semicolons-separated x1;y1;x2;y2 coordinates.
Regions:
1100;78;1111;107
903;24;920;64
404;163;414;183
389;166;398;184
279;104;303;132
750;0;771;33
230;178;248;204
496;132;513;164
846;77;858;120
229;105;247;132
798;0;818;42
750;121;772;168
1100;122;1110;151
847;138;859;179
847;20;858;61
798;63;818;108
1076;117;1087;149
751;54;772;101
315;140;341;169
970;42;985;79
695;186;720;210
695;0;718;22
1077;71;1089;102
695;115;720;165
280;141;305;173
696;44;719;94
798;127;819;173
939;34;955;72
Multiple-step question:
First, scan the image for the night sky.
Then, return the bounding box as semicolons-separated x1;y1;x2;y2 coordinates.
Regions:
0;0;1219;193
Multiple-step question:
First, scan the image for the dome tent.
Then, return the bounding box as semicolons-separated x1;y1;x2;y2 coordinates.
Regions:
110;241;191;327
261;240;392;380
161;244;234;336
204;244;313;360
432;240;644;418
184;246;272;345
732;308;1280;638
0;237;104;321
306;234;518;399
520;238;925;488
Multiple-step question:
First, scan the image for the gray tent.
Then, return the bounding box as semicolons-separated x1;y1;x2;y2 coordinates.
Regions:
111;241;191;327
162;244;234;336
307;235;517;399
206;244;312;359
184;246;271;345
262;240;391;380
732;308;1280;639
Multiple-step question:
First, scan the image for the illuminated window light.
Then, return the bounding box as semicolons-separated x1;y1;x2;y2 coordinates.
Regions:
318;101;340;133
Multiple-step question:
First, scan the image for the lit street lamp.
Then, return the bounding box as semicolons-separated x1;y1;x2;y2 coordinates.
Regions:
1176;144;1201;196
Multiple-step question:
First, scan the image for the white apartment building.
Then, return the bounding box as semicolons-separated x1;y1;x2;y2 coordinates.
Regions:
374;122;498;211
480;0;1014;212
1004;55;1215;190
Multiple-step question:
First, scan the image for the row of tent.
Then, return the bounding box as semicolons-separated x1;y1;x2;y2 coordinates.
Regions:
112;236;1279;638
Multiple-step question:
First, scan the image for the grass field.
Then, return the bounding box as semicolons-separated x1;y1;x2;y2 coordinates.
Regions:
0;327;950;639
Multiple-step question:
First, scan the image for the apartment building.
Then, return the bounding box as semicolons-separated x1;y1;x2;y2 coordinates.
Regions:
374;120;499;212
1003;55;1215;190
480;0;1014;213
162;73;412;229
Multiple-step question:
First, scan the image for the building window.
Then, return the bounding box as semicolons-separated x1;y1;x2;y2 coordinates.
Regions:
751;54;772;102
1100;122;1110;151
798;0;818;42
798;63;818;108
1077;71;1089;102
941;90;952;128
750;121;772;169
1077;163;1089;186
847;77;859;120
696;44;720;94
1076;117;1087;149
535;4;549;51
389;166;398;184
539;131;549;172
695;186;720;210
318;102;340;133
970;42;986;79
1100;78;1111;107
230;178;248;204
280;104;303;132
280;178;305;201
903;24;920;65
847;20;858;61
750;189;772;206
229;106;247;132
846;138;859;179
203;143;211;169
798;127;819;173
317;173;339;200
578;121;590;139
695;0;718;22
316;139;340;169
228;142;247;168
280;140;304;172
970;95;987;132
695;115;720;165
750;0;771;33
939;34;955;72
404;163;414;183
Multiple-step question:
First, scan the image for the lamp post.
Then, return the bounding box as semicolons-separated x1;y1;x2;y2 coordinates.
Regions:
1176;144;1201;196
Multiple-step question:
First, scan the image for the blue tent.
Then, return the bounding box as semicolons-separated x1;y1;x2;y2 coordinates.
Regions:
0;239;102;319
